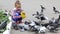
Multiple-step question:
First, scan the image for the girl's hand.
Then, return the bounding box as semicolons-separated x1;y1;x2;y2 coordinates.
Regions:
16;15;22;18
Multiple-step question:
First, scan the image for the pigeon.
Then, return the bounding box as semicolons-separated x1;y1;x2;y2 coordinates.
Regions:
53;7;60;14
40;5;45;13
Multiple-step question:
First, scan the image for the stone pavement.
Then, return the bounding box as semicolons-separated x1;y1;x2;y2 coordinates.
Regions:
11;29;60;34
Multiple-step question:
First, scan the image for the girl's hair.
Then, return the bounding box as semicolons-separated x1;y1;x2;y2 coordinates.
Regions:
15;0;21;8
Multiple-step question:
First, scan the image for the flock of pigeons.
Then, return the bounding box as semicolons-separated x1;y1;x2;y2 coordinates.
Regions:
12;5;60;34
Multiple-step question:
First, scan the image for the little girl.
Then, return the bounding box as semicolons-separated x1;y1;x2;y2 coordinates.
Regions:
11;0;25;31
11;0;22;24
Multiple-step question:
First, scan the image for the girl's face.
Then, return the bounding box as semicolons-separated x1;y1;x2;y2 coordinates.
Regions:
15;4;21;9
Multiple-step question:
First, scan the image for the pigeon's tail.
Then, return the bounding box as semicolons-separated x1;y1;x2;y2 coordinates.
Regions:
57;11;60;13
40;5;45;10
54;10;60;14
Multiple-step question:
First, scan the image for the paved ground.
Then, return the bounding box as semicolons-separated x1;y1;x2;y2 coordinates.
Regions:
0;0;60;34
10;28;60;34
